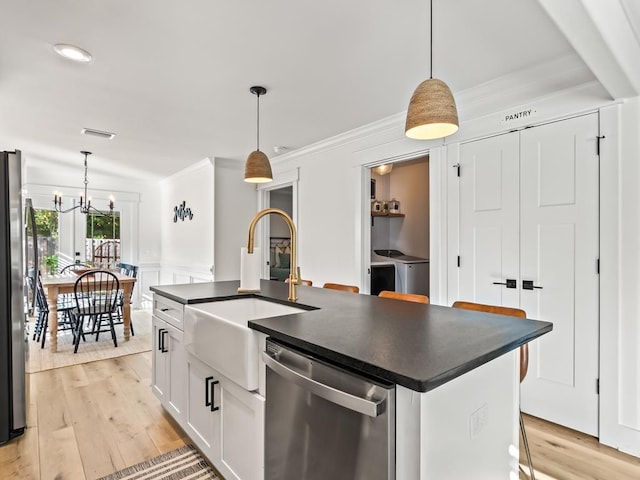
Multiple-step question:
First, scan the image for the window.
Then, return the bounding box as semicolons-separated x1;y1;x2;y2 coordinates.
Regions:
85;212;121;269
32;209;59;273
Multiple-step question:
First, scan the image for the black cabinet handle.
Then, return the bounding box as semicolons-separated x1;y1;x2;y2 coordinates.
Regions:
522;280;543;290
160;308;170;312
210;379;220;412
493;279;517;289
160;330;168;353
157;328;165;352
205;376;214;408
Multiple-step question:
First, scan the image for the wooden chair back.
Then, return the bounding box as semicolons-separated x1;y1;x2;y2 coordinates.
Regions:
60;262;90;274
323;283;359;293
451;301;528;382
379;290;429;304
74;270;120;316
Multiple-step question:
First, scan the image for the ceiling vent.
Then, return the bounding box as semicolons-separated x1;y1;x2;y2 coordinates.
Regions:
81;128;115;140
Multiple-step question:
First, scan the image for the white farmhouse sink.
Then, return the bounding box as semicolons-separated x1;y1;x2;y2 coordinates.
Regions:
184;298;310;390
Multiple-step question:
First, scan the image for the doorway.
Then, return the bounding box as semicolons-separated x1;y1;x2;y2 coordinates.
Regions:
366;155;430;296
256;169;299;281
266;186;293;282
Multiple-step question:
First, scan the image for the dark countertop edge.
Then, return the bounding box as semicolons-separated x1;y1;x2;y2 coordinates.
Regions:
249;321;552;393
151;282;553;393
149;286;318;310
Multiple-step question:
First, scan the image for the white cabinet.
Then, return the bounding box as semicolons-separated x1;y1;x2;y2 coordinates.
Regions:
186;355;222;465
185;354;265;480
152;293;266;479
152;315;187;422
220;376;265;480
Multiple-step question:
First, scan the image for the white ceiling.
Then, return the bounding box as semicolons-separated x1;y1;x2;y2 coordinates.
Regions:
0;0;623;180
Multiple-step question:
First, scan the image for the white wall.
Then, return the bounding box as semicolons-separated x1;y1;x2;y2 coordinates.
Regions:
212;158;258;281
371;172;390;250
599;98;640;456
159;159;214;284
158;157;256;284
389;157;429;259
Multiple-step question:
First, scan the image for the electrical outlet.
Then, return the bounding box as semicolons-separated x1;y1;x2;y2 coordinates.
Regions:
469;403;488;439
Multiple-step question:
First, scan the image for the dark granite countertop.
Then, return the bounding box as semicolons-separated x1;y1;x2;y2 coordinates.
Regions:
150;280;552;392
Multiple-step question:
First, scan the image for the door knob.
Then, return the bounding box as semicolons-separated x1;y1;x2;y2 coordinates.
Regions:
493;279;517;289
522;280;543;290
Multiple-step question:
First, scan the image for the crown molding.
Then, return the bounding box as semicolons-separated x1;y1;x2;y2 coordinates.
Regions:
272;54;601;165
160;157;213;184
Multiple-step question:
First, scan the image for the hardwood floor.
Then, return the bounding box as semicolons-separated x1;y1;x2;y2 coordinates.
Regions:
519;413;640;480
1;352;639;479
0;352;189;480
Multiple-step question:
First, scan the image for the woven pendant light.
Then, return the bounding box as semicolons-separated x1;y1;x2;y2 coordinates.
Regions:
405;0;459;140
244;86;273;183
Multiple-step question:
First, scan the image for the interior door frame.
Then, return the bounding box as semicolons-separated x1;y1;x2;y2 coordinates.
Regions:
256;168;300;279
359;150;430;295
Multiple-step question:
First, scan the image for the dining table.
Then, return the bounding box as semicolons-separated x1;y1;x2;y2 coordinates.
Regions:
40;270;137;352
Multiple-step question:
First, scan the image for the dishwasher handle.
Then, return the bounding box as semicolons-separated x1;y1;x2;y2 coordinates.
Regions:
262;351;386;418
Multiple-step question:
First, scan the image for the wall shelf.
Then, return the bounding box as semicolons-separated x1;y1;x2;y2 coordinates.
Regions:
371;212;405;217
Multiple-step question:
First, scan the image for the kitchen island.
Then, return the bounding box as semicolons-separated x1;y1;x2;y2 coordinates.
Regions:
150;280;552;479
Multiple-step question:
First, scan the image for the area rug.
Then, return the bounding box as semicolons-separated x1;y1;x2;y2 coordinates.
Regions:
98;444;218;480
26;309;153;373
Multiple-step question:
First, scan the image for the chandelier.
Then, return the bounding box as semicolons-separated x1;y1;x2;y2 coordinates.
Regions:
53;151;115;217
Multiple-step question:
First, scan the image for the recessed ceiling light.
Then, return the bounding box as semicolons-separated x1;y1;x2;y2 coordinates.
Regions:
81;128;115;139
53;44;92;63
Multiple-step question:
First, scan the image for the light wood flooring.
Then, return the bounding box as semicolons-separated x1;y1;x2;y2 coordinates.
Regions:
0;352;189;480
519;414;640;479
1;352;639;479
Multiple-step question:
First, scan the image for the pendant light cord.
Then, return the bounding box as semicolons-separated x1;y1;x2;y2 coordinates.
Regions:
83;152;89;204
256;92;260;151
430;0;433;79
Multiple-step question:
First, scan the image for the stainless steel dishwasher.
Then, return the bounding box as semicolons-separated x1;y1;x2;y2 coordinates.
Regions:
263;338;395;480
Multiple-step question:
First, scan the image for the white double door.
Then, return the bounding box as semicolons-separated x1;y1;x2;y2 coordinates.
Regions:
456;113;600;435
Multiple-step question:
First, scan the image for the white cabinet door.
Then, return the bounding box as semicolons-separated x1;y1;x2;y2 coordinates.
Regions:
456;114;600;435
220;377;265;480
186;356;222;465
151;315;167;402
519;114;600;435
458;131;520;308
151;316;187;422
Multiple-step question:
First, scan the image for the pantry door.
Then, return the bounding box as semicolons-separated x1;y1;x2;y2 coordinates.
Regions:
458;132;520;309
519;113;600;436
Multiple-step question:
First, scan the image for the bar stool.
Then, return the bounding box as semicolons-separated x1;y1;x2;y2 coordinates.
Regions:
379;291;429;304
322;283;359;293
452;301;535;480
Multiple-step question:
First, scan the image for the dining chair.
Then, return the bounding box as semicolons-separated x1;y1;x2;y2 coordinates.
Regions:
33;273;78;349
322;283;359;293
378;290;429;304
73;270;120;353
60;262;90;274
114;262;138;336
285;277;313;286
451;300;535;480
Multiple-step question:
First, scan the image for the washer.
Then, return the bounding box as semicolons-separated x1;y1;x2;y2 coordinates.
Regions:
371;264;395;295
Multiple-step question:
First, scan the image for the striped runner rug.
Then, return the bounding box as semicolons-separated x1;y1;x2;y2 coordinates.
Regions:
98;444;218;480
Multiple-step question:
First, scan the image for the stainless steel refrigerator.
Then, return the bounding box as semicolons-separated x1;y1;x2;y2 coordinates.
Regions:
0;150;26;445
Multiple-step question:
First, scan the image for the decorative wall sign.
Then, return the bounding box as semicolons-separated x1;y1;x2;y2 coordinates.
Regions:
174;201;194;222
500;108;536;124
